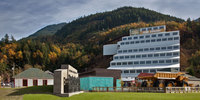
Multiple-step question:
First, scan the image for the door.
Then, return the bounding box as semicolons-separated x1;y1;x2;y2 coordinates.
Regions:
43;80;47;86
23;79;27;86
33;79;38;86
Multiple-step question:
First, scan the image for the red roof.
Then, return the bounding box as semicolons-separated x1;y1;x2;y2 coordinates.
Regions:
137;73;154;78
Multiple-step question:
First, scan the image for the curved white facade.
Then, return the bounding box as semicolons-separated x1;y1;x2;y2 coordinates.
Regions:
106;25;180;81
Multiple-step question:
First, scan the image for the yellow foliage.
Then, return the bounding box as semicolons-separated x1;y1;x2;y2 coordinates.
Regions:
33;50;43;58
15;51;23;60
48;52;57;63
52;45;61;55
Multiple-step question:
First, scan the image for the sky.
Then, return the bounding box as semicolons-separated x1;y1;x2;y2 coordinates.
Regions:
0;0;199;40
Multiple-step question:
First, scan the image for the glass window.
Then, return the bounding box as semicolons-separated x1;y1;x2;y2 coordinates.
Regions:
165;33;170;36
157;39;161;42
114;56;118;59
166;60;171;63
130;55;135;58
153;60;158;64
166;53;172;56
126;42;129;45
146;40;150;43
153;27;158;30
130;70;135;73
173;52;179;56
173;32;178;35
121;42;124;45
111;63;116;66
159;60;165;63
133;49;138;52
146;61;151;64
162;38;167;41
156;47;160;50
122;62;127;65
159;26;164;29
167;46;173;49
161;47;166;50
152;34;156;37
150;69;156;73
151;39;156;42
128;37;132;40
124;70;129;73
128;62;133;65
144;48;149;51
174;37;179;40
125;56;129;59
117;62;121;65
118;50;122;53
158;34;163;37
148;54;153;57
173;59;179;63
123;38;127;40
168;37;173;41
150;48;154;51
148;28;152;31
142;28;146;31
139;36;144;39
136;55;141;58
143;70;149;73
139;49;143;52
174;45;179;49
123;50;127;53
160;53;165;57
134;37;138;39
142;54;147;58
134;61;139;65
154;54;159;57
128;49;132;53
141;40;145;43
130;41;134;44
137;70;142;73
140;61;145;64
135;41;139;44
120;56;124;59
145;35;150;38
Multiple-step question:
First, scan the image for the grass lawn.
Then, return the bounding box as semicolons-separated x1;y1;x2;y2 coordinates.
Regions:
23;92;200;100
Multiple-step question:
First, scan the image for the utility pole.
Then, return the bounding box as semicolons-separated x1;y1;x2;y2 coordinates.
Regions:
12;63;15;77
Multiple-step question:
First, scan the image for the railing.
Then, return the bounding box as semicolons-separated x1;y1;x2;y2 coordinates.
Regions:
166;87;200;93
92;87;165;93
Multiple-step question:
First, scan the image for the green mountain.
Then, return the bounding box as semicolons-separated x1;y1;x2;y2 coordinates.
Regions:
28;23;66;38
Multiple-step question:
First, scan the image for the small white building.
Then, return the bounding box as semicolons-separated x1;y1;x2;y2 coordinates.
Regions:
13;68;54;88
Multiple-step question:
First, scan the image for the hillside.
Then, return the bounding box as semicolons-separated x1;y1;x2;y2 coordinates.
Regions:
28;23;66;38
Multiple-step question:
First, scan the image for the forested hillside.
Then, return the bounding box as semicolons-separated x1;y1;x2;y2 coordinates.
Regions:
0;7;200;82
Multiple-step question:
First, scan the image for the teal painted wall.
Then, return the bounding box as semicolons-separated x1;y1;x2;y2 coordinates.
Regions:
80;77;113;90
116;79;121;87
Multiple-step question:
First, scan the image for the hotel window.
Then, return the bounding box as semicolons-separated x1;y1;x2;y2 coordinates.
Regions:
173;59;179;63
120;56;124;59
134;61;139;65
140;36;144;39
148;28;152;31
143;70;149;73
139;49;143;52
144;48;149;51
167;46;173;49
128;49;132;53
136;55;141;58
166;60;171;63
146;61;151;64
174;37;179;40
142;54;147;58
134;37;138;39
141;40;145;43
160;53;165;57
165;33;170;36
121;42;124;45
150;48;154;51
153;60;158;64
124;70;129;73
159;26;164;29
118;50;122;53
128;62;133;65
130;55;135;58
137;70;142;73
158;34;163;37
152;34;156;37
140;61;145;64
130;70;135;73
135;41;140;44
150;69;156;73
114;56;118;59
133;49;138;52
128;37;132;40
145;35;150;38
122;62;127;65
154;54;159;57
173;52;179;56
142;28;146;31
111;63;116;66
168;37;173;41
153;27;158;30
162;38;167;41
117;62;121;65
123;38;127;40
123;50;127;53
173;32;178;35
146;40;150;43
125;56;129;59
130;41;134;44
161;47;166;50
159;60;165;64
157;39;161;42
148;54;153;57
174;45;179;49
166;53;172;56
156;47;160;50
151;39;156;42
126;42;129;45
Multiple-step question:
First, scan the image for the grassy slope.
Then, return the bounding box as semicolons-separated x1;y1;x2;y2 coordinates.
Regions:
23;92;200;100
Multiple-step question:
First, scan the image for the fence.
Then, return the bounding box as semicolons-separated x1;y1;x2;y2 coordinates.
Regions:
166;87;200;93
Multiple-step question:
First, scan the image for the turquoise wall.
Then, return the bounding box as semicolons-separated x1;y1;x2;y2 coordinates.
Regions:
80;77;113;91
116;79;121;87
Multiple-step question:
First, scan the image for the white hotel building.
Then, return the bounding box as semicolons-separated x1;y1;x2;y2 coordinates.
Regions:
103;25;180;83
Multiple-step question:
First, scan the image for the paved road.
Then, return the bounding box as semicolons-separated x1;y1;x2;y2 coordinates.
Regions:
0;88;23;100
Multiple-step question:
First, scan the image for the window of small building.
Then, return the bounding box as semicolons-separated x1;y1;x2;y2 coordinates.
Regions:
166;60;172;63
124;70;129;73
125;56;129;59
122;62;127;65
150;48;154;51
173;32;178;35
154;54;159;57
139;49;143;52
117;62;121;65
142;54;147;58
133;49;138;52
173;52;179;56
43;80;47;86
123;50;127;53
128;37;132;40
165;33;170;36
130;70;135;73
134;61;139;65
139;36;144;39
135;41;140;44
157;39;161;42
140;61;145;64
160;53;165;57
167;46;173;49
123;38;127;40
168;37;173;41
173;59;179;63
130;41;134;44
136;55;141;58
121;42;124;45
128;62;133;65
141;40;145;43
158;34;163;37
126;42;129;45
151;39;156;42
146;61;151;64
152;34;156;37
144;48;149;51
161;47;166;50
114;56;118;59
156;47;160;50
166;53;172;56
146;40;150;43
153;60;158;64
174;37;179;40
128;49;132;53
111;63;116;66
173;45;179;49
150;69;156;73
159;60;165;64
130;55;135;58
136;70;142;73
134;37;138;39
162;38;167;41
23;79;28;86
145;35;150;38
148;54;153;57
143;70;149;73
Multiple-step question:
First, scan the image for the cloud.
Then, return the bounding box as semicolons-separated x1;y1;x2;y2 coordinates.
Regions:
0;0;199;40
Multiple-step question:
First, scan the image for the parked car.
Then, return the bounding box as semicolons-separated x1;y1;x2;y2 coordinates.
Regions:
1;82;5;86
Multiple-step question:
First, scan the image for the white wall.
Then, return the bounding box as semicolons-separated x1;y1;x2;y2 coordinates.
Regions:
15;79;22;88
38;79;43;86
28;79;33;87
47;79;54;85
